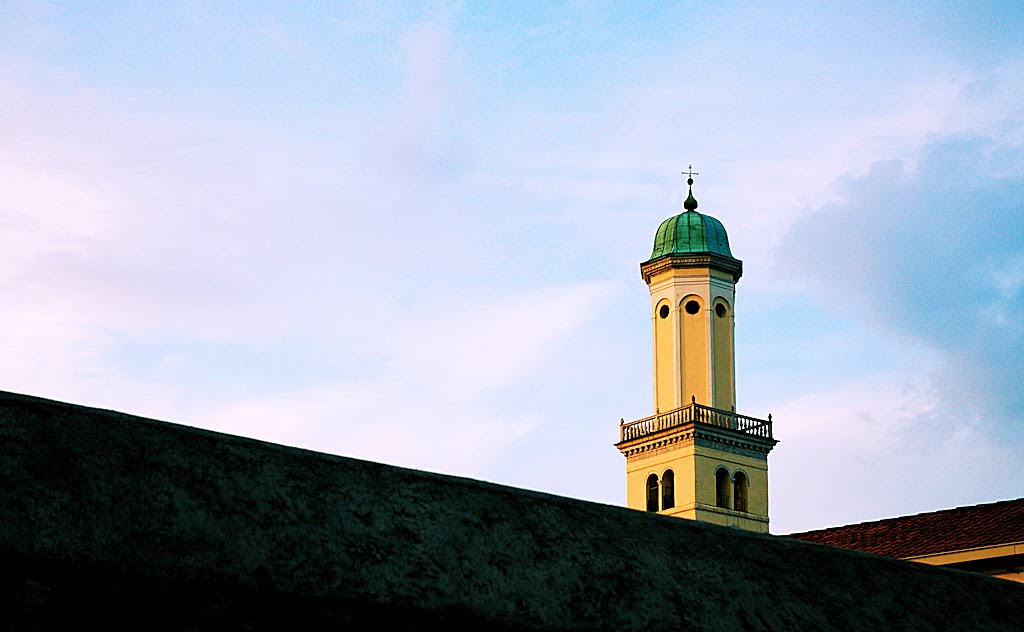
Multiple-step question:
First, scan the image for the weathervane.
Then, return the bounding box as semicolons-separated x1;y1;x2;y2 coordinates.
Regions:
682;164;699;211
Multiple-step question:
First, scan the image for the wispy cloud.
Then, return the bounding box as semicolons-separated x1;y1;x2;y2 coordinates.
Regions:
195;283;613;476
3;2;1024;528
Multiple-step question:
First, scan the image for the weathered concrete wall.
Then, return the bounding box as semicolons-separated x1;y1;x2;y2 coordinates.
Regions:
2;390;1023;630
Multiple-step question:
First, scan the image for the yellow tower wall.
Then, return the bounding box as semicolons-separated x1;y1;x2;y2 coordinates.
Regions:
624;447;695;514
653;299;675;412
679;295;707;408
696;448;770;522
623;439;770;533
711;298;735;410
647;266;735;409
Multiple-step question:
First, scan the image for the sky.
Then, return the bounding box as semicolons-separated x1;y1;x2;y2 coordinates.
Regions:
1;1;1022;534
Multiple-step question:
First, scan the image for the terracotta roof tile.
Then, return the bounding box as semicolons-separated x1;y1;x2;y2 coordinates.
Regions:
785;498;1024;559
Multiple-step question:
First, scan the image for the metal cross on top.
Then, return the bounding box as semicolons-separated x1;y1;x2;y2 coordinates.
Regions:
681;164;699;211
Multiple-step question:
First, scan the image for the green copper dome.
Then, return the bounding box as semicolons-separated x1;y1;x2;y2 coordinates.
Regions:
648;210;734;261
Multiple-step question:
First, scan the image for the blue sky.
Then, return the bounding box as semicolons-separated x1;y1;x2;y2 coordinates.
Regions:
2;1;1022;533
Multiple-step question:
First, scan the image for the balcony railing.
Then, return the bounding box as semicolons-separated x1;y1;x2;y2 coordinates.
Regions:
620;397;773;442
715;495;748;513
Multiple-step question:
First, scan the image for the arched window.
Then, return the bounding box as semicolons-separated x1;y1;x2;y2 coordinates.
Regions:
661;470;675;510
734;471;749;513
715;468;731;509
646;473;659;512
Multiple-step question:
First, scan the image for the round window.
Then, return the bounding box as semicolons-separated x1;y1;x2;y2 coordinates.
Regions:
659;304;670;319
715;304;727;318
684;300;700;315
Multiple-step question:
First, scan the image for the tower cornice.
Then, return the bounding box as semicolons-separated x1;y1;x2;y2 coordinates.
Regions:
640;253;743;284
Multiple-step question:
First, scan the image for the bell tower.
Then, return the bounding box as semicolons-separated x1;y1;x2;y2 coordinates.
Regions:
616;169;777;532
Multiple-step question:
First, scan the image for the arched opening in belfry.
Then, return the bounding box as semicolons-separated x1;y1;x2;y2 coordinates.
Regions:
661;469;675;510
733;471;749;513
646;473;659;512
715;468;731;509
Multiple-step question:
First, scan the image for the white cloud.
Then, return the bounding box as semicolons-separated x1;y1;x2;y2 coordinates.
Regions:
770;115;1024;532
771;371;1022;533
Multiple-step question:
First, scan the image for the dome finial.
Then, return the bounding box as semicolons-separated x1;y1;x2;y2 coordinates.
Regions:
682;164;699;211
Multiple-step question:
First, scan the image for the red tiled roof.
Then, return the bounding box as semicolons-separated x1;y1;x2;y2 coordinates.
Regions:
786;498;1024;559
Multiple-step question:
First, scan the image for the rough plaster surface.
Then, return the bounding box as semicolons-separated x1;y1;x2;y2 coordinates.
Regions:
1;390;1023;630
